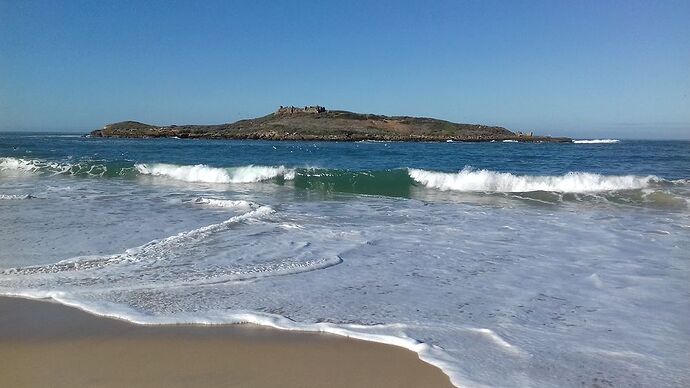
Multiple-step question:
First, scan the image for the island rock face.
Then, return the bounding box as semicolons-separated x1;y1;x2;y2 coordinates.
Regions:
89;107;571;142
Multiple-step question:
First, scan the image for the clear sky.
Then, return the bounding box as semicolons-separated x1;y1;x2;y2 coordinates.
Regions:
1;0;688;139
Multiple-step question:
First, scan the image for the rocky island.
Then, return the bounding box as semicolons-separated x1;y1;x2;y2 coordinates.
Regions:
89;106;571;142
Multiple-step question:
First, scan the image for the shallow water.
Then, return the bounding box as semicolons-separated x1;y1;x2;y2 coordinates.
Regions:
1;134;689;387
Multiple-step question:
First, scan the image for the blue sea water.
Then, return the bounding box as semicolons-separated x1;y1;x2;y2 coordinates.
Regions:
1;134;689;387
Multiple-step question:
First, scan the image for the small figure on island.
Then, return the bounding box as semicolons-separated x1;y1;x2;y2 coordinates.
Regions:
276;105;326;115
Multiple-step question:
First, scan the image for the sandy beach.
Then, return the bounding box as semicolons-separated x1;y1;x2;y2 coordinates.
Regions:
0;296;452;388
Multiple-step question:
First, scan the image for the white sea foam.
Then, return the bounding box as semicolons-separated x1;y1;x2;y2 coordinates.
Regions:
0;157;42;173
135;163;295;183
0;157;75;174
0;157;110;177
466;328;524;355
502;139;518;143
0;194;33;200
0;289;462;386
572;139;620;144
192;197;257;210
2;144;689;388
408;167;658;193
1;187;689;387
1;202;341;289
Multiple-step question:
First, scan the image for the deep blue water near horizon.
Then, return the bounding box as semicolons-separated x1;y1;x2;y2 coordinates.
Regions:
1;133;689;387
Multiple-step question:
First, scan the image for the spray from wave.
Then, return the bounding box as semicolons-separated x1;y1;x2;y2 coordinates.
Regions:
1;157;50;173
135;163;295;183
2;157;684;204
192;197;257;210
572;139;620;144
408;167;659;193
0;157;128;177
0;194;34;200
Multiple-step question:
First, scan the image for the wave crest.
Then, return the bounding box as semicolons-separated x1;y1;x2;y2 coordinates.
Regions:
408;167;658;193
192;197;257;210
1;157;51;173
135;163;295;183
0;157;122;177
572;139;620;144
0;194;34;200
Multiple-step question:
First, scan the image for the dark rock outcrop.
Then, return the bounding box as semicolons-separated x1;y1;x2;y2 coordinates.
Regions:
89;109;571;143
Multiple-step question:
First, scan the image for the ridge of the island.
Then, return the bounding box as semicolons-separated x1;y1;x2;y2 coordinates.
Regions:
89;105;571;142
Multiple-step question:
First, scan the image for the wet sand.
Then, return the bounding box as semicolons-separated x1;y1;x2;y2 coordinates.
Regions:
0;296;453;388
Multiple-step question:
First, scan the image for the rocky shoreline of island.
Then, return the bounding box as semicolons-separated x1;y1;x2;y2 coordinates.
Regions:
89;106;572;143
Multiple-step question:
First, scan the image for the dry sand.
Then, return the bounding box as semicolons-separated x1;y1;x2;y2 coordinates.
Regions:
0;296;453;387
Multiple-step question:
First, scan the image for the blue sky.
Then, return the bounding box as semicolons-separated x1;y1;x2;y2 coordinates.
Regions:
1;0;688;138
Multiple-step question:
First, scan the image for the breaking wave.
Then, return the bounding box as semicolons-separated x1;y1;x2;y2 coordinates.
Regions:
0;157;132;177
0;194;34;200
1;158;296;184
0;157;66;174
572;139;620;144
192;197;258;210
135;163;295;183
2;157;686;205
0;157;37;172
408;167;660;193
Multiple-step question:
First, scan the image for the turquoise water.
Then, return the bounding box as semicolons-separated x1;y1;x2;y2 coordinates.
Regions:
1;134;689;387
2;134;689;177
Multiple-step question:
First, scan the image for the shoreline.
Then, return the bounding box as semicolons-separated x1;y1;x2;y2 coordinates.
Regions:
0;296;453;388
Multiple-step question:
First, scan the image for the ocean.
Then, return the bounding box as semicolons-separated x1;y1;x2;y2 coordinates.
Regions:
1;134;688;387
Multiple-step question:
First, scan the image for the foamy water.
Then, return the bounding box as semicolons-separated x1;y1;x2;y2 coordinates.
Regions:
135;163;295;183
408;167;659;192
0;194;33;200
1;135;689;387
572;139;620;144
